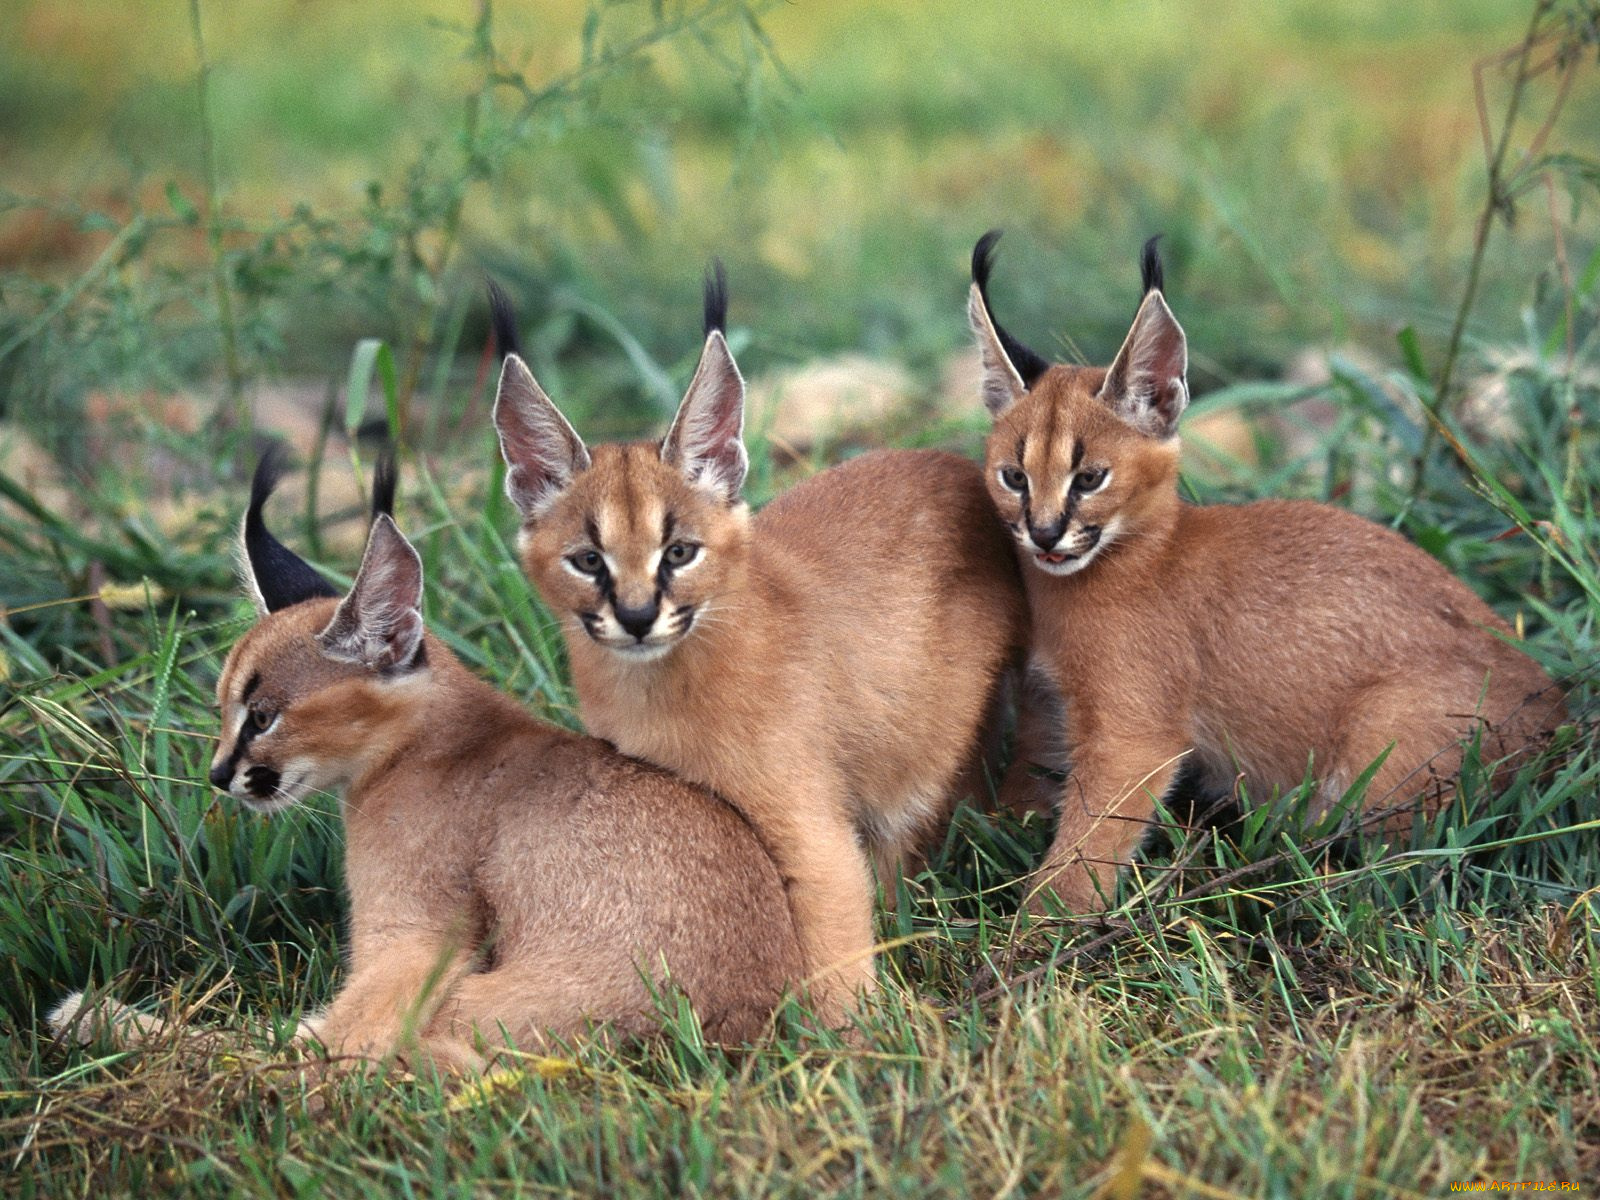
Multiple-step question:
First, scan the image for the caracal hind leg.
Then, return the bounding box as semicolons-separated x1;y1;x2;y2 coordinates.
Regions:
1329;677;1497;837
1030;738;1187;915
422;967;603;1065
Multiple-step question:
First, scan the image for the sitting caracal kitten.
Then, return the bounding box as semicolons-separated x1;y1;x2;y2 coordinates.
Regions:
490;271;1034;1020
52;454;800;1071
966;231;1567;913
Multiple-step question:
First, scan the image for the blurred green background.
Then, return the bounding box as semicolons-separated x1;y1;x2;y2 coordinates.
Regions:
4;0;1594;426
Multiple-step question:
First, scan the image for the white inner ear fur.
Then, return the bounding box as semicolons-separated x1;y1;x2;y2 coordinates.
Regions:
235;512;270;616
661;330;748;502
317;516;426;671
1099;291;1190;438
967;283;1027;416
493;354;592;520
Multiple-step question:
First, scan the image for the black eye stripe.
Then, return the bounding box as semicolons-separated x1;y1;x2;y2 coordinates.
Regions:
219;705;271;780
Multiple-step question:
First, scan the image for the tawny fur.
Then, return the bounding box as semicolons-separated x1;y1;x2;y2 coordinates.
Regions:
57;516;801;1073
969;243;1567;914
496;325;1041;1020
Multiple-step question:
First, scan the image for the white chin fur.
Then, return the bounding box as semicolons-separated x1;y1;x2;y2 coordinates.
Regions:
239;793;301;815
604;640;678;664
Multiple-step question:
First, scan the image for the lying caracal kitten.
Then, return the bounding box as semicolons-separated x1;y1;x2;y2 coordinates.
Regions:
967;231;1566;913
490;271;1033;1021
53;453;800;1071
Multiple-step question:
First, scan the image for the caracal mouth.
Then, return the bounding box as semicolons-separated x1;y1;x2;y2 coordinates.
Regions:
1027;544;1101;577
585;605;698;662
232;764;317;814
1023;525;1109;577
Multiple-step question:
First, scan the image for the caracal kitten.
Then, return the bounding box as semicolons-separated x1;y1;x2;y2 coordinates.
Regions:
966;231;1566;913
52;454;801;1072
490;271;1038;1020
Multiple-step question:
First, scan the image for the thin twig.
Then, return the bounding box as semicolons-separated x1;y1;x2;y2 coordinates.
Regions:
188;0;246;435
1432;2;1555;418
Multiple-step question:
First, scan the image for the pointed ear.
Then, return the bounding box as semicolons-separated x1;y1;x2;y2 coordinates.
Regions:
240;449;338;614
660;329;748;502
1098;290;1189;438
968;283;1027;416
316;515;426;673
968;230;1051;417
492;354;591;520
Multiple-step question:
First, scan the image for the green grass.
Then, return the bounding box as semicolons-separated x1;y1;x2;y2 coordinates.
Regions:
3;0;1600;1195
3;339;1598;1193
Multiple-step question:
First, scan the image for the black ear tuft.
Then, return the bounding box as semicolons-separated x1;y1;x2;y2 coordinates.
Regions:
245;447;339;612
703;259;729;338
487;277;523;361
969;230;1051;388
971;229;1005;293
1140;234;1165;295
370;449;397;522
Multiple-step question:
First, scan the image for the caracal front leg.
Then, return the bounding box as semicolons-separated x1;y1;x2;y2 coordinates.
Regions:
761;790;878;1025
1030;729;1189;915
298;935;475;1066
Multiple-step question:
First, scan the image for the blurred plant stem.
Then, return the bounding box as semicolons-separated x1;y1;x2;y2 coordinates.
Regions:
393;2;494;443
189;0;246;436
1435;1;1554;411
1416;0;1597;498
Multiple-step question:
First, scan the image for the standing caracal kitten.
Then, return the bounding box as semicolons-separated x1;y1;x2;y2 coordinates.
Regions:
490;271;1035;1020
966;231;1566;913
53;454;801;1071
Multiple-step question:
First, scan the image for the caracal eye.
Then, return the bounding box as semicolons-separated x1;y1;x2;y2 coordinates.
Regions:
250;709;277;732
1074;467;1108;493
664;541;698;567
999;466;1028;493
569;549;604;575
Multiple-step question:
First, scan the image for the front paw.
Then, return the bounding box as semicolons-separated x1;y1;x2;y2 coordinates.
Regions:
291;1016;386;1068
1024;868;1110;917
293;1012;328;1047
